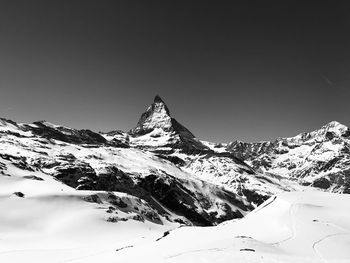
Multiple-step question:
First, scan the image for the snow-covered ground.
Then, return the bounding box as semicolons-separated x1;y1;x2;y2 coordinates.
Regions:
115;191;350;263
1;167;349;263
0;163;176;263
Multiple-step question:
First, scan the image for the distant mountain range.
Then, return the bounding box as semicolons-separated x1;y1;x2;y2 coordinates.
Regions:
0;96;349;226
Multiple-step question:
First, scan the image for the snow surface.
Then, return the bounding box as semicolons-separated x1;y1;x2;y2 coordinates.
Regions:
0;160;176;263
1;163;349;263
116;191;350;263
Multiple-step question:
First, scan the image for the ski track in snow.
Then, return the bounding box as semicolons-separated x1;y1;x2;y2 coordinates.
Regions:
311;219;350;261
141;194;350;262
312;233;349;262
270;197;299;246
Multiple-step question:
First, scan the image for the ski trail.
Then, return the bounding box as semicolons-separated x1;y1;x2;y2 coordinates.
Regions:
312;233;350;261
270;197;299;245
312;219;350;261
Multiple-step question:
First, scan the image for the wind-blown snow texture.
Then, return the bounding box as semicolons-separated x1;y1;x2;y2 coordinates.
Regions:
0;96;349;262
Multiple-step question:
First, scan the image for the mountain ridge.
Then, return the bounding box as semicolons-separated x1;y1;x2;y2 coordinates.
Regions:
226;120;350;193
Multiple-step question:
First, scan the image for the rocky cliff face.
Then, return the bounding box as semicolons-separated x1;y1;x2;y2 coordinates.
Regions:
130;95;175;136
128;95;210;154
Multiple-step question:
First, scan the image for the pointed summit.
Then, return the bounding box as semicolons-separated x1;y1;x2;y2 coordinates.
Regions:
129;96;209;153
129;95;172;135
128;95;194;140
154;94;164;103
152;95;170;116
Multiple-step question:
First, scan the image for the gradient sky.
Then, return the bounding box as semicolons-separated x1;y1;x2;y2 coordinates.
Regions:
0;1;349;142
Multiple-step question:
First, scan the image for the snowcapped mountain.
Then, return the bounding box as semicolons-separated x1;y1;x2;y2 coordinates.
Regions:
227;121;350;193
0;95;276;228
128;95;209;153
0;96;348;230
1;96;350;262
0;118;251;226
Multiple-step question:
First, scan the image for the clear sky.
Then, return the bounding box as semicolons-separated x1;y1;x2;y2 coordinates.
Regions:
0;1;349;142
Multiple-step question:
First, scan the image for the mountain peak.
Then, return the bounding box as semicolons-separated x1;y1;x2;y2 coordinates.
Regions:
129;97;210;153
129;95;202;141
152;95;170;116
154;95;165;103
291;121;350;142
321;121;348;136
129;96;172;136
324;120;347;129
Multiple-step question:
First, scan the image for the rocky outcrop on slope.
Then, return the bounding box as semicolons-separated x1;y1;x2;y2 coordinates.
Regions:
24;121;107;145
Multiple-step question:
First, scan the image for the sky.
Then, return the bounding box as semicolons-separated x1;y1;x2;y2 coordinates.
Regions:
0;1;349;143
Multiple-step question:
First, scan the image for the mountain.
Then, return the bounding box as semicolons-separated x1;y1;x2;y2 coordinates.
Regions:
128;95;209;154
0;95;283;228
126;96;289;202
0;117;252;226
1;96;350;262
227;121;350;193
0;96;348;229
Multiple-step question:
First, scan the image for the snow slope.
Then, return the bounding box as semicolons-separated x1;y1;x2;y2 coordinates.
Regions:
0;161;176;263
2;174;348;263
116;191;350;263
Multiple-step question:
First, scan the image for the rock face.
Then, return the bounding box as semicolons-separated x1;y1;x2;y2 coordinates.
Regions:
25;121;107;145
227;141;273;160
128;96;209;154
226;121;350;193
129;95;175;136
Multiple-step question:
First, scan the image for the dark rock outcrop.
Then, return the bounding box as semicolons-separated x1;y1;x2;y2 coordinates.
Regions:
25;122;107;145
